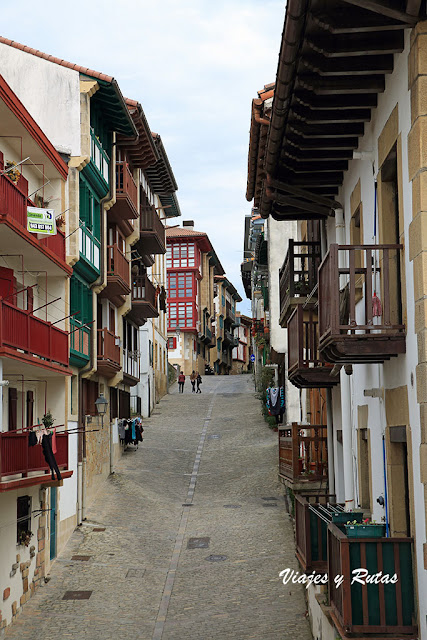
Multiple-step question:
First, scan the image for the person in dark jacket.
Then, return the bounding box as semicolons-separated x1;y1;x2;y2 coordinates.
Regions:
196;372;202;393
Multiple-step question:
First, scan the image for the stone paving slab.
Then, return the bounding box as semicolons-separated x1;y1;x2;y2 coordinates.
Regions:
4;375;312;640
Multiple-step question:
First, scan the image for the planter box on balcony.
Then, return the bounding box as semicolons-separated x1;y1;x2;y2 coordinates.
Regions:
345;523;386;538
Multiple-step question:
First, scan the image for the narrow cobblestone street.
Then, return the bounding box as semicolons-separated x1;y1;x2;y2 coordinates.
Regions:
5;376;312;640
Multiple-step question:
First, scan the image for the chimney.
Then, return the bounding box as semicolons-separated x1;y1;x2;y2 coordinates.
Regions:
182;220;194;231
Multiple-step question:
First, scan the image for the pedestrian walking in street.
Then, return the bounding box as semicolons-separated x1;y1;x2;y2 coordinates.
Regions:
190;370;197;393
196;372;202;393
178;372;185;393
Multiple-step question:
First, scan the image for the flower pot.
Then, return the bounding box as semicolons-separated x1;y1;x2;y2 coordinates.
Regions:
331;511;364;525
345;523;386;538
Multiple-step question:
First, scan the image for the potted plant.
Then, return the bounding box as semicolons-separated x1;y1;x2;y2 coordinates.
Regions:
5;160;21;184
42;411;54;430
18;530;33;547
345;518;386;538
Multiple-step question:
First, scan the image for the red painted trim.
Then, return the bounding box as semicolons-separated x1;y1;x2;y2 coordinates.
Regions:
0;74;68;180
0;218;72;275
0;470;73;492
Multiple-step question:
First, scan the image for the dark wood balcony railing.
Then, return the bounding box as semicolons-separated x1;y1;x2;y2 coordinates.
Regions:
328;523;417;638
288;306;339;388
0;299;69;368
108;162;138;235
279;240;321;326
97;328;120;377
279;423;328;484
0;430;70;491
138;204;166;254
127;275;158;325
107;245;130;287
319;244;406;363
295;493;336;574
0;171;67;264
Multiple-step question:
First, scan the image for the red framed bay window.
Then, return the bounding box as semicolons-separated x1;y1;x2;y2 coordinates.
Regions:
166;242;199;269
168;301;197;330
168;272;194;299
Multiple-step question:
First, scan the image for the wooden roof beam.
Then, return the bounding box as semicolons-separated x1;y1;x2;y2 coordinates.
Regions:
307;32;404;57
301;54;394;76
291;106;371;123
289;122;364;138
312;11;411;33
266;176;342;209
298;75;385;95
294;90;377;109
282;160;348;173
287;135;359;150
266;190;334;216
406;0;422;16
340;0;418;24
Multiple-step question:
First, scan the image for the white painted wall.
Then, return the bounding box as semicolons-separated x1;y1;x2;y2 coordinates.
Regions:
330;29;426;632
0;44;81;156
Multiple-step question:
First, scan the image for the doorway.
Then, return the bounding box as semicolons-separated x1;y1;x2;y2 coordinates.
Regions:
50;487;57;560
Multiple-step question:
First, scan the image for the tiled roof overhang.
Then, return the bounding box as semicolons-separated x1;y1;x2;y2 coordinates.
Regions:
146;133;178;194
246;84;274;206
159;192;181;218
118;99;159;169
258;0;424;221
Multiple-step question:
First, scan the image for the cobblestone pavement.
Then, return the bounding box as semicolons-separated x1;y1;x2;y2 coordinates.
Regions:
5;375;312;640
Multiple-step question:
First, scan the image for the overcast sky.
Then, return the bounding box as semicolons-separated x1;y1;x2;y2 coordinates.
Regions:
1;0;286;315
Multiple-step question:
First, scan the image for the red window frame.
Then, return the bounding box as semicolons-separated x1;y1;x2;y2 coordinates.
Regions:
167;271;195;300
166;241;200;269
168;337;177;350
168;301;197;330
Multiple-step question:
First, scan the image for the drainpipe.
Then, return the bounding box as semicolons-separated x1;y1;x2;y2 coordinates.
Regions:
336;208;355;510
321;219;335;496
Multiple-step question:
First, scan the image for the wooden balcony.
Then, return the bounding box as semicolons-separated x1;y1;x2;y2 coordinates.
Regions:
0;169;68;271
278;423;328;491
288;306;339;389
328;523;417;638
99;245;131;306
0;299;69;372
137;204;166;255
279;240;321;326
319;244;406;363
123;348;139;386
97;328;121;377
127;275;158;326
108;162;138;236
0;430;72;492
295;493;337;574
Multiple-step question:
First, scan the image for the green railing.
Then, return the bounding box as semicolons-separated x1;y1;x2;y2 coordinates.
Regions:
90;128;110;184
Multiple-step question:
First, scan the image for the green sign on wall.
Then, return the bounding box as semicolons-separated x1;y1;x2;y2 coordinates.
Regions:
27;207;56;236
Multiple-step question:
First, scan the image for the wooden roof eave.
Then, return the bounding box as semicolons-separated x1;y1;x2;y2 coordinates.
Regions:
260;0;425;220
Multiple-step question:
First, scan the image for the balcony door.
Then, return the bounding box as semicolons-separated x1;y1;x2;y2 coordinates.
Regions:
379;144;403;326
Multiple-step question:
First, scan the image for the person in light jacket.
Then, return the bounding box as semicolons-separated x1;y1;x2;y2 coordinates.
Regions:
190;371;197;393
